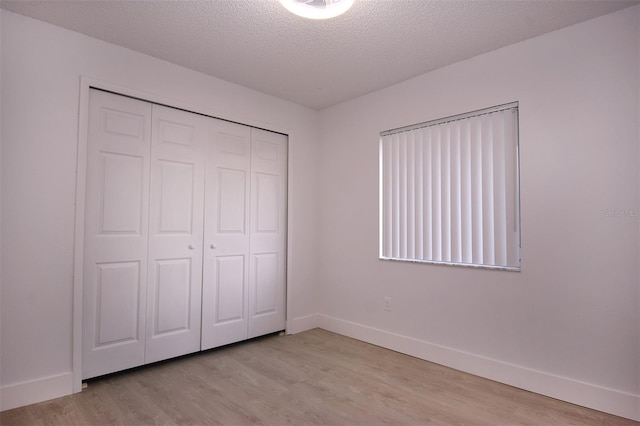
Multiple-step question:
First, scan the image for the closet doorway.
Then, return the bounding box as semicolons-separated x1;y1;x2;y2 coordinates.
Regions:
81;89;287;379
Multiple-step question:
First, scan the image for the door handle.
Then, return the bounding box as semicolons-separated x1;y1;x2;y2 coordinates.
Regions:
210;244;217;249
188;245;195;250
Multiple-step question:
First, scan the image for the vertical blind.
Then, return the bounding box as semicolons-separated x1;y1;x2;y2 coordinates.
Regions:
379;102;520;270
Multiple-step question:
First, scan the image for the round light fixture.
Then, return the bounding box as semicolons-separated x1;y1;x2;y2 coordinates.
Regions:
280;0;354;20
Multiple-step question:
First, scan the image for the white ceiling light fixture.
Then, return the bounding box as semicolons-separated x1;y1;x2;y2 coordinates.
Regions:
280;0;354;20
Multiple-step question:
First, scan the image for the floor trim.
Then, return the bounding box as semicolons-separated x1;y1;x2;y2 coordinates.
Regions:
287;313;320;334
0;372;73;412
318;314;640;422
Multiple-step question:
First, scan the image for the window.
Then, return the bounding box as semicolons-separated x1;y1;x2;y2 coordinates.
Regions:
379;102;520;270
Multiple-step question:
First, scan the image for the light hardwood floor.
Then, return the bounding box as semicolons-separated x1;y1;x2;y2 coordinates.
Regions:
1;328;637;426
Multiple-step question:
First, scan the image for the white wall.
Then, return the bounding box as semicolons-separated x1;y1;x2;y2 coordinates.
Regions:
318;5;640;421
0;9;320;409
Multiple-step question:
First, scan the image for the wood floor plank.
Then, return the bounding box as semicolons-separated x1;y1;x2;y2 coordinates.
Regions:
1;329;637;426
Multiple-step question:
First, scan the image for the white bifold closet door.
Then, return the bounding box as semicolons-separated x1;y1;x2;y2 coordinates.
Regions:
83;89;287;379
201;120;251;349
144;105;206;364
82;90;152;379
247;128;287;340
201;123;287;350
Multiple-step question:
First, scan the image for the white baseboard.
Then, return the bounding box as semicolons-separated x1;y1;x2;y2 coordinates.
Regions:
3;321;637;421
286;313;320;334
0;372;74;412
318;314;640;422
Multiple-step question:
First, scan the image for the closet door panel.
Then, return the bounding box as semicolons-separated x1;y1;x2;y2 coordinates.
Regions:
215;255;246;322
83;90;151;379
253;253;279;314
157;160;196;232
100;153;144;233
145;105;206;364
218;168;247;233
201;120;251;350
153;258;192;333
248;129;287;338
95;262;140;344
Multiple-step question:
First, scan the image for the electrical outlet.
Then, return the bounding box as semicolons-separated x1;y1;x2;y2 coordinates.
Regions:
384;297;392;311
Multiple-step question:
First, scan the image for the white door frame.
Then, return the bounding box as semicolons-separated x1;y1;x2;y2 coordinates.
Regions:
73;76;293;393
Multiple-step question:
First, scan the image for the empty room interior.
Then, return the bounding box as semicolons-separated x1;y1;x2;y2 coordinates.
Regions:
1;0;639;424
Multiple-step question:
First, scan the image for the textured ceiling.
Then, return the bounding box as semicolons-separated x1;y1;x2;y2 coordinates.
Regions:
1;0;638;109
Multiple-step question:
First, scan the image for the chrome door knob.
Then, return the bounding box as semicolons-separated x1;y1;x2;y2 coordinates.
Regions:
188;245;195;250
